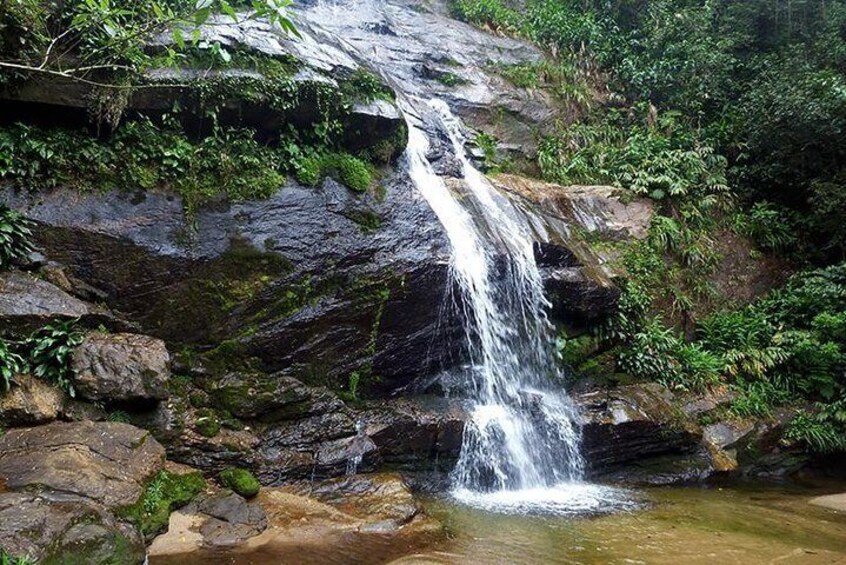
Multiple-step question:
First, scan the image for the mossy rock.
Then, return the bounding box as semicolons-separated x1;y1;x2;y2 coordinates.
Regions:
219;468;261;498
118;470;205;539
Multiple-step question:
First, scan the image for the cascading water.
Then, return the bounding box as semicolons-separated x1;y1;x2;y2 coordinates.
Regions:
404;100;632;514
303;0;634;514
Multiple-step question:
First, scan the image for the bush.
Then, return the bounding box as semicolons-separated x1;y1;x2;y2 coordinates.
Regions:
784;401;846;454
219;467;260;498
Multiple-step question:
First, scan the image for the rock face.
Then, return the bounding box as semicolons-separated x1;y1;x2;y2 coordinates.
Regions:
0;420;165;509
577;384;708;483
72;332;171;404
3;171;459;395
0;270;120;333
0;492;145;564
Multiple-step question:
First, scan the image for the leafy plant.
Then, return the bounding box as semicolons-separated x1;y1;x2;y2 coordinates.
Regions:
26;320;83;397
785;401;846;454
0;205;35;268
119;469;205;537
0;338;25;392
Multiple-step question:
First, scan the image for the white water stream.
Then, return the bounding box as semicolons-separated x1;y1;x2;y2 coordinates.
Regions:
404;100;630;514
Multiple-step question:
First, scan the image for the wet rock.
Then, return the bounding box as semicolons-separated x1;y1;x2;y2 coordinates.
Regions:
3;167;459;395
0;374;65;427
148;491;267;556
71;332;171;404
577;383;702;477
0;492;145;564
0;270;115;333
360;397;466;470
0;420;165;509
297;0;555;156
291;473;420;526
209;372;343;421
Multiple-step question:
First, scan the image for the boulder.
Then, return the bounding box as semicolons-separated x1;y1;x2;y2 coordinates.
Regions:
0;492;145;565
0;374;64;426
208;372;343;421
0;421;165;509
71;332;171;404
148;491;268;556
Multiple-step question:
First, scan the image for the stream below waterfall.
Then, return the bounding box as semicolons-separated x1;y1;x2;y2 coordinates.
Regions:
149;480;846;564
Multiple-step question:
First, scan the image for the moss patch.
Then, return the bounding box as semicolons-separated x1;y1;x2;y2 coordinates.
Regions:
118;470;205;538
219;468;261;498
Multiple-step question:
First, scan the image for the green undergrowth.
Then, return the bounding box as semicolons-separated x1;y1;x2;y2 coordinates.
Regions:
0;119;378;220
119;469;205;538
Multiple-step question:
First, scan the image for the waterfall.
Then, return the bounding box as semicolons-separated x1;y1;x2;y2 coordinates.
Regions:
302;0;632;514
403;99;637;514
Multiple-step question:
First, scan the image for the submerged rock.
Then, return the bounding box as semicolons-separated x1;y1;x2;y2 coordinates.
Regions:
71;332;171;404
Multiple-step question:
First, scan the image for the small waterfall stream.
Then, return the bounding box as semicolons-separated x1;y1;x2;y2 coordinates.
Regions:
405;100;628;513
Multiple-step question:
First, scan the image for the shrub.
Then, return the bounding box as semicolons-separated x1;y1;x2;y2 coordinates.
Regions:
0;205;34;268
219;467;261;498
733;201;797;252
784;401;846;454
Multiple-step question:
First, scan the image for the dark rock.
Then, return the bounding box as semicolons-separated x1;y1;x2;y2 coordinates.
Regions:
193;492;268;547
0;374;65;427
0;492;145;564
71;332;171;404
577;383;702;477
208;372;343;421
0;420;165;509
0;270;120;333
2;165;460;394
360;396;466;471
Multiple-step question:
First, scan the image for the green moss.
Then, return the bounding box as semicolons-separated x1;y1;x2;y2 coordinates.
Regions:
334;154;372;192
118;470;205;538
219;467;261;498
194;408;221;438
434;71;468;87
345;210;382;232
294;154;322;186
340;68;395;102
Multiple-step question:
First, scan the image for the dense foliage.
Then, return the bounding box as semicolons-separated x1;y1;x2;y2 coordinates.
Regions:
0;0;297;87
454;0;846;261
454;0;846;454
